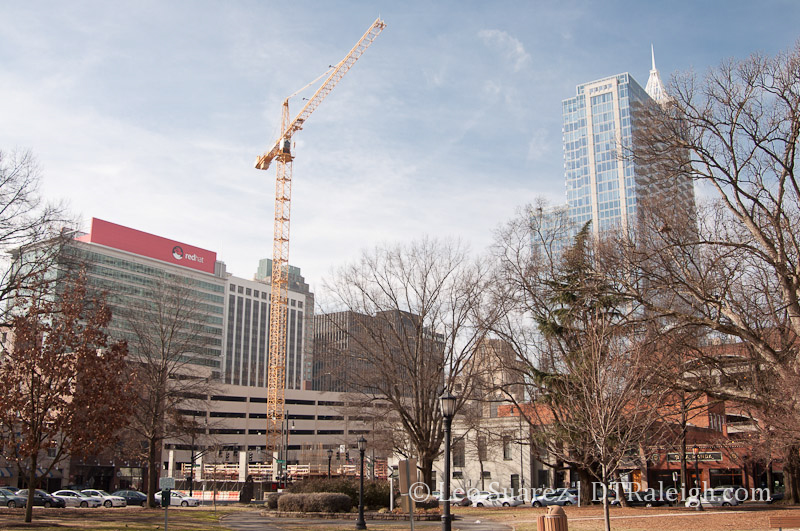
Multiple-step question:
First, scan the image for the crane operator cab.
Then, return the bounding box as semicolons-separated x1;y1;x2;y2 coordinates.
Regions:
281;139;291;154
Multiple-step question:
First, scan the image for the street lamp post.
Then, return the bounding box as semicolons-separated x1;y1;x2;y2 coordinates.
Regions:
439;392;457;531
356;436;367;530
693;445;703;512
327;448;333;479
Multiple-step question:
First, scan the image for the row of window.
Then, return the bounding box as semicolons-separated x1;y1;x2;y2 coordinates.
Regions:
227;283;304;309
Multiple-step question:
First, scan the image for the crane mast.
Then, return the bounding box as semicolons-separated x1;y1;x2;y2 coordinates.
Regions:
255;18;386;464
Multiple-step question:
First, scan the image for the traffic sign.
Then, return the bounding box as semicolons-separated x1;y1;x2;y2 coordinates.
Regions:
159;477;175;490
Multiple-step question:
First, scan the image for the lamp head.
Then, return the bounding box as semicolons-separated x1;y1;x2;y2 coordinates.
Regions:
439;391;458;418
357;436;367;452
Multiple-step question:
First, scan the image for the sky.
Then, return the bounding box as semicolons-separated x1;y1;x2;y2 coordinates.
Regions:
1;1;798;296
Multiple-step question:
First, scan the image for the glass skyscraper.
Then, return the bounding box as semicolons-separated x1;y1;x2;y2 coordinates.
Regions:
562;72;653;235
560;50;693;238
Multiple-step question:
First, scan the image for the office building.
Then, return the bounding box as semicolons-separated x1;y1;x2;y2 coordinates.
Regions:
71;218;227;372
311;311;372;393
561;50;691;236
224;271;313;389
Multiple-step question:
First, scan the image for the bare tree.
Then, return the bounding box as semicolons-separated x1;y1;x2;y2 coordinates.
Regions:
321;237;493;487
621;41;800;501
121;275;218;507
0;271;132;522
489;207;674;531
0;149;71;318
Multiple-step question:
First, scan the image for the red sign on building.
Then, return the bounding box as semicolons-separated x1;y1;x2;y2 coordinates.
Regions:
76;218;217;274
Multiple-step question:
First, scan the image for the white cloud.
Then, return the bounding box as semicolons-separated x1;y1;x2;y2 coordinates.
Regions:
478;29;531;72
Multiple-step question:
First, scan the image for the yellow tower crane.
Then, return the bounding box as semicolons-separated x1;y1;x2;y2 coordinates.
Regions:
255;18;386;464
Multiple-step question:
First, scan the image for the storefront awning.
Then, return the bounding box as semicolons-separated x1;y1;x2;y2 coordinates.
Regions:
35;468;62;478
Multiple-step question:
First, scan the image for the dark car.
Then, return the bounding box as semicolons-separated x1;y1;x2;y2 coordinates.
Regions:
611;488;669;507
0;489;26;508
16;489;66;508
111;489;157;507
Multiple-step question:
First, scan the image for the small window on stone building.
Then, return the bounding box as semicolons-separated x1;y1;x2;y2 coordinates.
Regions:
477;436;487;461
453;440;465;468
503;437;513;460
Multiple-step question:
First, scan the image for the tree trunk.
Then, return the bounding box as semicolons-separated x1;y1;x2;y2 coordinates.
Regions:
614;471;629;507
680;401;688;502
602;465;611;531
785;446;800;505
419;454;435;491
767;460;774;499
147;436;159;508
578;467;593;505
24;454;38;523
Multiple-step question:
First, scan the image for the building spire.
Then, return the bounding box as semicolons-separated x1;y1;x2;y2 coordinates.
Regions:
645;44;668;104
651;44;656;70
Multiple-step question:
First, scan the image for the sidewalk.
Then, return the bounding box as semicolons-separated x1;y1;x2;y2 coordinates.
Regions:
222;511;513;530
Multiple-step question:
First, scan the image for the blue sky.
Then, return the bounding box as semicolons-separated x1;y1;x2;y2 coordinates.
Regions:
1;1;798;290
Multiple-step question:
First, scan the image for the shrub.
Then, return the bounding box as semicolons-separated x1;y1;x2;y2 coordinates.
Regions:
277;492;351;513
265;492;283;510
286;477;392;509
415;497;440;510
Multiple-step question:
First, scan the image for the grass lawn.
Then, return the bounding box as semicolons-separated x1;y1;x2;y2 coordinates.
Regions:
0;505;246;531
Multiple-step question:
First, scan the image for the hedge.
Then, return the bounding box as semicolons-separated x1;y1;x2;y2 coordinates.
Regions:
286;477;395;509
277;492;352;513
265;492;283;510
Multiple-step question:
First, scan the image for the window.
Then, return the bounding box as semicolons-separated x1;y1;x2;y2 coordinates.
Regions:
503;437;513;460
452;440;465;468
477;436;487;461
482;471;491;479
452;471;463;479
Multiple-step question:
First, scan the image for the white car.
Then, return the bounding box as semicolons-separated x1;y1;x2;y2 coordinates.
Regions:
531;488;579;507
155;490;201;507
471;492;524;507
52;490;102;508
685;488;739;507
81;489;127;508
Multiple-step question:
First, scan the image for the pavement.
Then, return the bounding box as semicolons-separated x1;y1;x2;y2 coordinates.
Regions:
221;511;514;531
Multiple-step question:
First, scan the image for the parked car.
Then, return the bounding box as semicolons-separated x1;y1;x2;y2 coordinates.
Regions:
611;488;669;507
531;488;578;507
52;489;102;508
449;491;471;506
767;490;785;503
0;486;20;494
16;489;66;508
685;488;739;507
155;490;200;507
471;492;496;507
81;489;127;508
716;485;749;502
111;489;155;507
491;493;524;507
0;489;27;508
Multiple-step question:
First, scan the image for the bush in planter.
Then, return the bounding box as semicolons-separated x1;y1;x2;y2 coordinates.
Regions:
287;477;392;509
265;492;283;510
277;492;351;513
